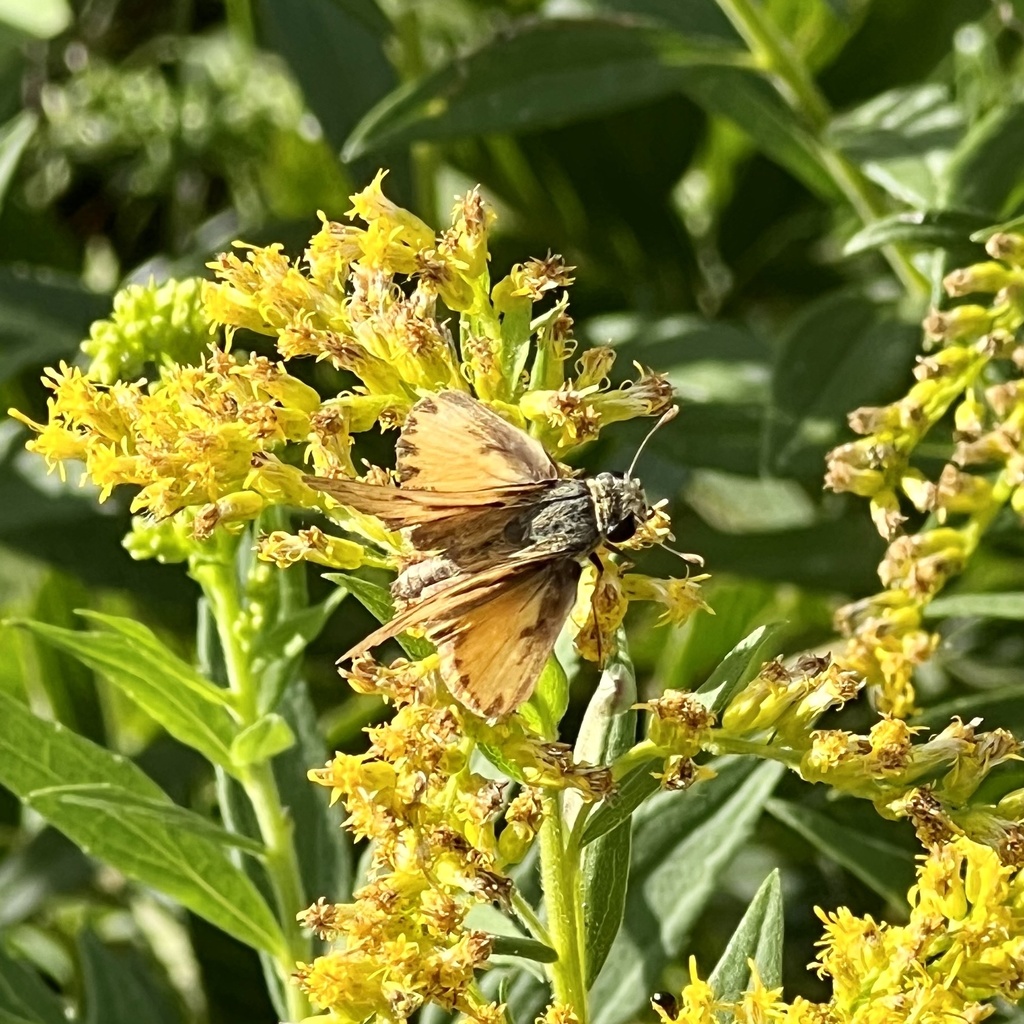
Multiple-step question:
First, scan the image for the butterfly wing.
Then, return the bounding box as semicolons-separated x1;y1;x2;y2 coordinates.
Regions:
306;390;561;564
341;556;580;718
433;559;581;718
304;475;532;527
396;390;558;490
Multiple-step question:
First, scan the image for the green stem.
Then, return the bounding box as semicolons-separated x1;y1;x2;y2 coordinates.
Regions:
539;792;588;1019
713;0;929;299
192;547;311;1023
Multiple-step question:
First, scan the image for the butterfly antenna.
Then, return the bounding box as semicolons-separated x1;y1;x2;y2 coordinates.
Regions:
626;406;678;478
657;542;705;578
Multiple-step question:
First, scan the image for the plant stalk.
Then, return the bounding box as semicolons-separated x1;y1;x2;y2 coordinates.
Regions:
713;0;929;299
193;549;311;1022
539;792;589;1019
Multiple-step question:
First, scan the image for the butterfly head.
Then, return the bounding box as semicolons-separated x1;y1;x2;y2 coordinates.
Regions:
591;471;651;544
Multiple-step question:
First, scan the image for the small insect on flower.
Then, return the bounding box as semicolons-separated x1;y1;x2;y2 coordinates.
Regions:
306;390;677;719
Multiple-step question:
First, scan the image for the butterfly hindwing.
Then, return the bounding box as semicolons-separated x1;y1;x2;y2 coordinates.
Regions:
396;390;558;490
432;559;581;718
341;556;580;718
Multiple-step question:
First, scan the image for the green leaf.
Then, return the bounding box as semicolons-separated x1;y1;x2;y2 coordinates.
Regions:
827;84;966;208
581;760;661;847
924;593;1024;620
489;934;558;964
229;714;296;767
253;0;394;151
324;573;434;659
767;798;914;906
13;615;239;772
586;312;771;405
0;690;285;957
0;111;36;215
656;580;780;694
589;758;784;1024
942;101;1024;216
273;679;354;903
843;209;989;256
708;869;783;1002
695;622;787;715
343;18;749;160
519;655;569;741
577;637;638;985
27;786;266;857
768;292;919;475
0;265;110;383
251;585;348;712
79;930;182;1024
0;943;66;1024
675;65;837;199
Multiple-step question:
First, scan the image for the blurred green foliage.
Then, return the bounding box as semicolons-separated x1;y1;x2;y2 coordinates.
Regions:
3;1;1024;1022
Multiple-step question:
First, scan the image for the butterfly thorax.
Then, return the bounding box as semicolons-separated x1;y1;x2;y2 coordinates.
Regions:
500;479;600;557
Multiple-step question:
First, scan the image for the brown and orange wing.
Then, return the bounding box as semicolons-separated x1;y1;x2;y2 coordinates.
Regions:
304;475;535;528
396;390;557;490
341;557;580;718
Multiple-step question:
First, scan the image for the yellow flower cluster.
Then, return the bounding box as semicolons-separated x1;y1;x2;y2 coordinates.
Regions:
297;655;607;1023
628;654;1024;854
655;836;1024;1024
11;170;689;644
826;233;1024;716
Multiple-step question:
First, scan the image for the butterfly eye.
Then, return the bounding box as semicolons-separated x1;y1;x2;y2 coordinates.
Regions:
651;992;678;1019
607;514;637;543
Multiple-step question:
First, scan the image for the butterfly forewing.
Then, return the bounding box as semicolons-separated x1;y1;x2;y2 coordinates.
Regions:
396;390;557;489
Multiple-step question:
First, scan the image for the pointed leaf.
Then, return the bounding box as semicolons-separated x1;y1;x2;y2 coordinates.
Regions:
13;615;239;772
0;943;66;1024
708;869;784;1001
843;209;988;256
29;785;266;857
0;691;285;957
695;622;787;715
518;655;569;741
576;638;637;985
489;935;558;964
589;758;784;1024
581;760;661;847
767;799;914;906
230;714;296;767
251;585;348;711
79;931;182;1024
343;18;748;159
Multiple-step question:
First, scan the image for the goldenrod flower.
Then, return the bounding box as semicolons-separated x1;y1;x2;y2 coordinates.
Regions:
826;234;1024;715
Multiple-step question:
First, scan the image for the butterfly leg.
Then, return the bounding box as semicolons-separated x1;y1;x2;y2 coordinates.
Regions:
588;551;606;668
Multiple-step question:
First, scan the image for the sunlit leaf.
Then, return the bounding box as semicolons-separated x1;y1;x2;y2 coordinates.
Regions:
708;869;783;1000
0;690;285;956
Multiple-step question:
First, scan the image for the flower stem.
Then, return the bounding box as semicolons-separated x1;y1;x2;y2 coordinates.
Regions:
713;0;929;299
539;791;588;1019
191;543;311;1022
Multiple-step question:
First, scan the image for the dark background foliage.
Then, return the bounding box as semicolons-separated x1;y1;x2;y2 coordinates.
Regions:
3;1;1024;1021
